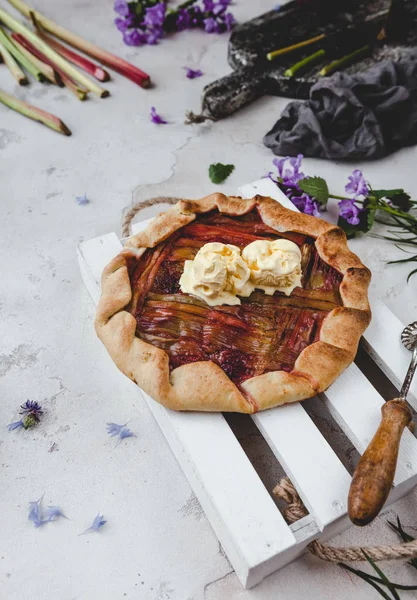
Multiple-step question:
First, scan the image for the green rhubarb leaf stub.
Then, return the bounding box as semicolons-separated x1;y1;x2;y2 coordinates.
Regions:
209;163;235;184
298;176;329;205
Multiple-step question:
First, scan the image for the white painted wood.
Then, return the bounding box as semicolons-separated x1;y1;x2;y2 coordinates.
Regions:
78;182;417;588
77;230;296;589
362;295;417;407
322;362;417;484
253;403;351;531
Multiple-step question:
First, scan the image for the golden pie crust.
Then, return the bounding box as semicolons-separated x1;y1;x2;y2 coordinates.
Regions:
95;194;371;413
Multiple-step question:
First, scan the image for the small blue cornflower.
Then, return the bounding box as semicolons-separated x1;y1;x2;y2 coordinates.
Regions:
45;505;68;521
8;400;43;431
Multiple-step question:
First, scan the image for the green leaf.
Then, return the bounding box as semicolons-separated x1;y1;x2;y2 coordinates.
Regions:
362;551;401;600
372;188;405;200
209;163;235;185
298;176;329;205
340;564;396;600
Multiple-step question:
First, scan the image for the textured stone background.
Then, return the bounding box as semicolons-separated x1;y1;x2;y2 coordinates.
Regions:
1;1;417;598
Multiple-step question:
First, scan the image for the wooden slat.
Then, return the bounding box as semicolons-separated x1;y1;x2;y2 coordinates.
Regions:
253;403;351;530
240;178;417;494
77;231;296;588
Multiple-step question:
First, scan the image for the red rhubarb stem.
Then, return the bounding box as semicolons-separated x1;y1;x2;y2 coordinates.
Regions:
8;0;150;88
35;29;110;83
0;87;71;135
12;32;87;100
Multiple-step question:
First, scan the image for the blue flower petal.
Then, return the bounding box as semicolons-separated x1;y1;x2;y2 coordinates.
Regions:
8;419;24;431
81;513;107;534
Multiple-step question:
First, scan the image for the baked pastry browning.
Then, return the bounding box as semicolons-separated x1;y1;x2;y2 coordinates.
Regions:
95;194;371;413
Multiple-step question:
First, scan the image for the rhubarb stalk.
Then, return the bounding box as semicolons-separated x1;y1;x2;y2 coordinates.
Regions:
0;35;27;84
0;88;71;135
267;34;326;61
0;8;109;97
11;33;59;84
35;28;110;83
0;25;43;81
12;33;88;100
319;45;370;76
284;49;326;78
7;0;150;88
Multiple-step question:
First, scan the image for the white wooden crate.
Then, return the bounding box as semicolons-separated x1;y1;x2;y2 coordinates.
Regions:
77;179;417;588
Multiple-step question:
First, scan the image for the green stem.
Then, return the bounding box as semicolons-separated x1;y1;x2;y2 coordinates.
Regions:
329;194;352;201
284;49;326;77
0;34;27;84
267;33;326;61
319;45;370;76
0;8;109;97
0;25;43;81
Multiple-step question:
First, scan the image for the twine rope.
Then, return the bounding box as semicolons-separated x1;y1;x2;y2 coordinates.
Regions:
121;198;417;563
184;110;216;124
274;478;417;562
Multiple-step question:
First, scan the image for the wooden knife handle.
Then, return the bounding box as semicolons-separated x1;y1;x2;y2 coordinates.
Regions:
348;399;412;526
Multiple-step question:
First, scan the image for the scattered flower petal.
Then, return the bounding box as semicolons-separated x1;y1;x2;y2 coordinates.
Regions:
8;419;24;431
45;505;68;521
184;67;203;79
150;106;167;125
28;497;47;528
76;193;89;206
81;513;107;534
106;422;136;443
345;169;369;198
338;199;362;225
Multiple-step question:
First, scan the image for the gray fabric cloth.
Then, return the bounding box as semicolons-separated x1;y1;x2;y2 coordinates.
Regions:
263;50;417;160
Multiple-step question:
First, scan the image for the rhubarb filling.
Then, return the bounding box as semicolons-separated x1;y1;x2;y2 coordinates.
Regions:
127;210;342;387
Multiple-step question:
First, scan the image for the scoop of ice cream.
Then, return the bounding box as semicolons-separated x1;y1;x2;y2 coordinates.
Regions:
179;242;252;306
242;239;302;296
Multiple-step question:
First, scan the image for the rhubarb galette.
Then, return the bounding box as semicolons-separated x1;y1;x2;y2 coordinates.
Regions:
95;194;371;413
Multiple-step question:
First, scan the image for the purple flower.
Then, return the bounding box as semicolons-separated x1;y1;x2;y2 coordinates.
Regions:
176;8;192;30
114;16;134;33
123;29;145;46
291;193;321;217
28;497;47;528
76;193;89;206
338;199;362;225
114;0;131;18
143;2;166;27
184;67;203;79
223;12;235;31
20;400;43;420
8;419;24;431
150;106;167;124
106;422;136;443
273;154;305;189
203;0;215;10
81;513;107;534
45;505;68;521
345;169;369;198
204;17;220;33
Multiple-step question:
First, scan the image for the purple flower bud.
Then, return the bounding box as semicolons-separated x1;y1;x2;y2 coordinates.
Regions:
143;3;166;28
176;9;192;31
123;29;145;46
345;169;369;198
223;12;236;31
184;67;203;79
81;513;107;535
204;17;220;33
338;199;362;225
114;16;134;33
150;106;168;124
114;0;131;18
